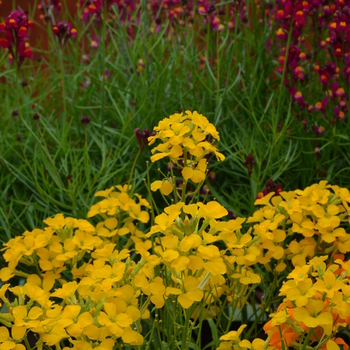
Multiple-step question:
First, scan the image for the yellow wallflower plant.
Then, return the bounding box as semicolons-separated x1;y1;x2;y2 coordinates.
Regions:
1;112;350;350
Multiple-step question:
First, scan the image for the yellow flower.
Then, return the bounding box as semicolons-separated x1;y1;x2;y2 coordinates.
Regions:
231;268;261;285
253;192;275;206
290;212;314;237
270;309;289;326
220;325;246;341
97;302;133;337
148;202;184;236
0;268;15;282
326;339;340;350
129;204;149;224
0;327;26;350
51;281;78;299
151;144;183;162
314;270;344;298
293;299;333;335
182;158;207;183
197;201;228;220
148;111;224;164
43;213;66;229
134;276;166;308
280;278;316;307
166;276;204;309
12;305;42;328
313;204;340;230
287;265;311;283
151;179;174;195
42;325;68;346
122;327;144;345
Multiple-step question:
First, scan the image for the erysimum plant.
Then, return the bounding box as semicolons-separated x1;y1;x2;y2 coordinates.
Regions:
0;111;350;350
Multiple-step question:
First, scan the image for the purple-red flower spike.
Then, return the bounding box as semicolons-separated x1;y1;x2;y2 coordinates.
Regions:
81;116;91;125
315;147;321;160
0;10;34;67
290;87;307;108
243;153;255;177
312;125;325;137
263;179;282;197
38;1;62;22
53;21;77;45
134;128;155;150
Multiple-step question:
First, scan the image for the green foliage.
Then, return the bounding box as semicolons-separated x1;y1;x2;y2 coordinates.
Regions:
1;1;350;241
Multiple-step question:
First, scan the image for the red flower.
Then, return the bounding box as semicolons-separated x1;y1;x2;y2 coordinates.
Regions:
0;38;8;48
18;41;33;59
290;87;307;107
53;21;77;44
331;82;346;98
18;26;28;39
0;10;33;68
334;106;345;120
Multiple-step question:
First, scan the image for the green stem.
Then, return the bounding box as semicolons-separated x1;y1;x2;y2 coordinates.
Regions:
100;2;107;140
128;148;142;191
59;45;67;122
302;329;313;350
24;336;32;350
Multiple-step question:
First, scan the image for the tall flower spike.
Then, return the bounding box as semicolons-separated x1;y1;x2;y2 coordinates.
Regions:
243;153;254;177
134;128;155;150
53;21;77;45
0;10;33;68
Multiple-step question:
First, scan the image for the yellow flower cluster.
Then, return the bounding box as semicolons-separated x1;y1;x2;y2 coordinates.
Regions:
0;197;261;349
146;200;261;312
88;184;150;241
1;111;350;350
0;212;146;349
247;181;350;271
149;110;225;195
263;256;350;350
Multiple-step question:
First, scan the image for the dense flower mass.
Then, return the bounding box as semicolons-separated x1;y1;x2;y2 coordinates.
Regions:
270;0;350;132
3;0;350;348
149;110;224;189
0;10;33;67
1;110;350;349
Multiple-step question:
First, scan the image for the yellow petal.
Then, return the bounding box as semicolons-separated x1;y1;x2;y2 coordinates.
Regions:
293;307;309;322
161;181;173;196
125;306;141;322
104;218;118;230
182;167;194;180
77;312;93;328
115;313;132;328
171;256;190;271
191;170;206;183
151;180;163;192
11;326;26;340
151;152;168;162
122;328;144;345
166;287;182;295
254;192;275;206
178;294;193;309
186;289;203;302
327;339;340;350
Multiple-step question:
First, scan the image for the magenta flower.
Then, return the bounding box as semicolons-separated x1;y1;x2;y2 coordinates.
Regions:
90;34;100;49
290;87;307;108
243;153;255;178
134;128;155;150
53;21;77;45
0;10;34;68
